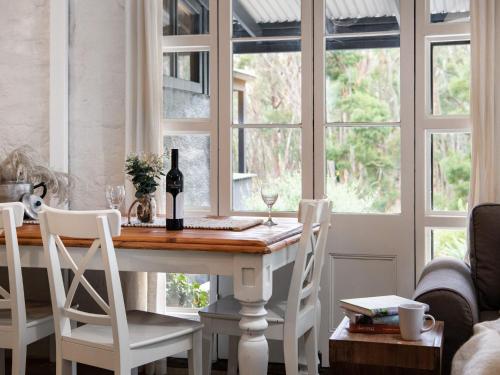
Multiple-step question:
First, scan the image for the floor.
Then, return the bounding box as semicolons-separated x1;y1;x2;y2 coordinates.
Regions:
5;358;329;374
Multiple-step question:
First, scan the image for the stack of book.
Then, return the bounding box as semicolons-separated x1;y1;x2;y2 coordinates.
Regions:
339;295;429;334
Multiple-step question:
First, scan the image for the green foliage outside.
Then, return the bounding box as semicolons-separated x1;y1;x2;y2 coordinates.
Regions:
166;274;209;308
232;43;471;214
432;133;471;211
432;43;471;116
433;229;467;260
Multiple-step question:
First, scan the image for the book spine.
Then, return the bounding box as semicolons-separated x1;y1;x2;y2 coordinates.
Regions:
371;307;399;317
371;315;400;326
348;324;400;334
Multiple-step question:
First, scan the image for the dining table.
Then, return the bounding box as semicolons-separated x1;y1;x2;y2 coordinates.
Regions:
0;217;308;375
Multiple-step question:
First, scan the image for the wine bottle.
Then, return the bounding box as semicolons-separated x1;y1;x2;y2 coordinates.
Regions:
166;149;184;230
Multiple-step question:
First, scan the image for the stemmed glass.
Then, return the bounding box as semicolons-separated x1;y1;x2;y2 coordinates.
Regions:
105;185;125;210
261;183;279;226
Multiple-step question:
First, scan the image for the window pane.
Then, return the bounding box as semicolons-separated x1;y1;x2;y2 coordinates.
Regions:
326;126;401;213
166;274;210;308
163;52;210;119
232;128;301;211
430;0;470;23
431;132;471;212
431;229;467;260
233;41;301;124
325;0;400;35
164;134;210;210
432;42;471;116
233;0;301;38
326;47;400;123
163;0;209;35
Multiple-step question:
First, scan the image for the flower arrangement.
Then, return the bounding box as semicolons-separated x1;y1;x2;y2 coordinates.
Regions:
125;152;165;199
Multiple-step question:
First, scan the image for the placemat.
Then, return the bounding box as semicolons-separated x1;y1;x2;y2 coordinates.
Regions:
123;217;263;231
23;217;264;231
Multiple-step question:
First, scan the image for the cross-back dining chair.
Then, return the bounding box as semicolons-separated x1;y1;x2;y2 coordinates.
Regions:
39;205;203;375
199;199;331;375
0;202;55;375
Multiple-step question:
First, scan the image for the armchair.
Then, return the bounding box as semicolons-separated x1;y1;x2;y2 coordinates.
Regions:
414;204;500;374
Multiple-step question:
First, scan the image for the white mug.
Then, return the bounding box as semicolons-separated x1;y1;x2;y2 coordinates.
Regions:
398;303;435;341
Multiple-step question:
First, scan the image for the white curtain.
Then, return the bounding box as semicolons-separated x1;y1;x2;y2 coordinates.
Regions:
469;0;500;207
125;0;166;373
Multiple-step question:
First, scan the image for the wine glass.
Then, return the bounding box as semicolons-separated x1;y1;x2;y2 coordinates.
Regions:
261;183;279;226
105;185;125;210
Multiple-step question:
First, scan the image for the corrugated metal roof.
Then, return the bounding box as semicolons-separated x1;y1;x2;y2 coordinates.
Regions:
238;0;470;23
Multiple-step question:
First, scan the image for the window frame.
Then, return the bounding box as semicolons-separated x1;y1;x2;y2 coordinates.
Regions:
161;0;219;317
162;0;218;216
415;0;471;276
218;0;314;217
315;0;415;218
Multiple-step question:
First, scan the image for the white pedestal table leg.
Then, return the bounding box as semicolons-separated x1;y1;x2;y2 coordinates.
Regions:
233;254;273;375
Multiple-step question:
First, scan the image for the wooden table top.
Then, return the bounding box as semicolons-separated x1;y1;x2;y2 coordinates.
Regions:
0;218;306;254
331;317;444;348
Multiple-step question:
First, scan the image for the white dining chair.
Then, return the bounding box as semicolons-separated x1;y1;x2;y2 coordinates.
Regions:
199;199;331;375
39;205;203;375
0;202;55;375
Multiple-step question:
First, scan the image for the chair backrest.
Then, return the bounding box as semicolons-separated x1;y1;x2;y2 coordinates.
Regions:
286;199;331;331
38;205;127;351
0;202;28;333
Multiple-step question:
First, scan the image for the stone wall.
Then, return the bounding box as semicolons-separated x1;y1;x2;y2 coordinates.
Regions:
0;0;50;161
68;0;126;210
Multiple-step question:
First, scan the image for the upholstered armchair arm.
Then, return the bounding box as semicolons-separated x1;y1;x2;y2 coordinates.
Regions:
413;257;478;374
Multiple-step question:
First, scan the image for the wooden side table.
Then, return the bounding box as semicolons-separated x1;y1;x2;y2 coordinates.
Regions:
329;317;444;375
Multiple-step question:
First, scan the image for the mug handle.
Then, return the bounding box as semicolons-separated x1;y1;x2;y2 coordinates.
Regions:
421;314;436;333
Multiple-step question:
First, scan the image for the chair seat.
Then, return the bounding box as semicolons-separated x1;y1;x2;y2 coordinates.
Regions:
63;310;202;351
0;301;53;328
199;295;286;324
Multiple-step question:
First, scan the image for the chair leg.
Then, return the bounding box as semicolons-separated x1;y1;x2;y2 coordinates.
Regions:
284;333;299;375
0;348;5;375
228;335;239;375
12;343;27;375
202;330;213;375
304;327;318;375
56;354;76;375
188;330;203;375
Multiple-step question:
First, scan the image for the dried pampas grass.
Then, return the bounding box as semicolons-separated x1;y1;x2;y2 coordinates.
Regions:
0;146;71;205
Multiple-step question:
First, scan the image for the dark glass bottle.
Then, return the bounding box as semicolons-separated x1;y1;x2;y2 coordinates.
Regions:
166;149;184;230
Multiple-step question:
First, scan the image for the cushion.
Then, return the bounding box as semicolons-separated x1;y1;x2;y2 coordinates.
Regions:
470;204;500;310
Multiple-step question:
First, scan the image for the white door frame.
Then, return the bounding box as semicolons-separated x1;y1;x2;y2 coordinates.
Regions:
314;0;416;366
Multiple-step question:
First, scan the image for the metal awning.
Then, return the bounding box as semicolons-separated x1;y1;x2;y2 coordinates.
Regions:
238;0;469;24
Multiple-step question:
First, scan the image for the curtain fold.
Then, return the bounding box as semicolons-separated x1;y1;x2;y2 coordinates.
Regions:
125;1;166;374
469;0;499;207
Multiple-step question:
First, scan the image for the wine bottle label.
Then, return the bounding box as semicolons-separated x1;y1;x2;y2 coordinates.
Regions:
166;192;184;219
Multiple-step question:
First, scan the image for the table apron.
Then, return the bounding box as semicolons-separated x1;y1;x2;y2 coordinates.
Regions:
0;243;299;276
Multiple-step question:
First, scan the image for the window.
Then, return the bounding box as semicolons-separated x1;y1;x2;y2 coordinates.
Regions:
227;1;307;213
324;0;402;214
163;0;209;35
430;132;471;212
162;0;216;312
163;52;210;119
415;0;471;271
430;228;467;260
431;42;471;116
161;0;473;279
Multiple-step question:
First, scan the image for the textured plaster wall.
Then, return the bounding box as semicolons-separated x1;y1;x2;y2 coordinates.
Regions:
0;0;50;161
69;0;126;210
